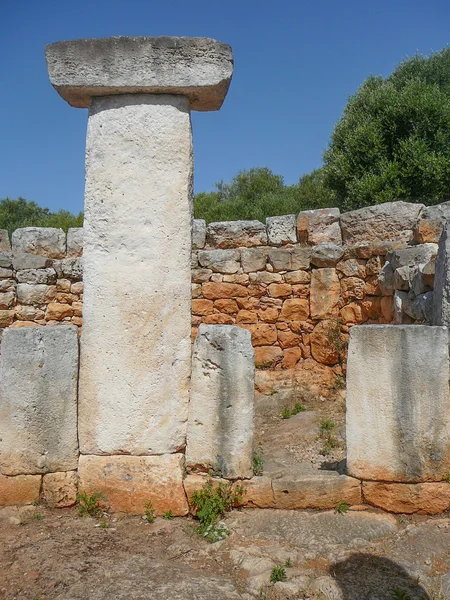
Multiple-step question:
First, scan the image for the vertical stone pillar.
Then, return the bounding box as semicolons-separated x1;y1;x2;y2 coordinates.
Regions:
46;37;233;458
432;221;450;328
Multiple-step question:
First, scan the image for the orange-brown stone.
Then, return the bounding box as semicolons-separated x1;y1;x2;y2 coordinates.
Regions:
363;481;450;514
203;314;234;324
279;298;309;321
235;309;258;324
362;296;382;319
0;474;41;506
277;329;302;349
244;323;278;346
46;303;74;320
292;284;310;298
340;302;368;324
192;299;214;316
310;269;340;319
282;347;302;368
341;277;365;300
237;297;260;310
254;346;283;368
202;282;248;300
267;283;292;299
214;299;239;314
310;320;340;365
381;296;395;322
42;471;77;508
257;306;279;323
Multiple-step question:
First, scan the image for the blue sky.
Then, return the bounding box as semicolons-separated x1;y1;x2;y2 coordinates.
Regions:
1;0;449;215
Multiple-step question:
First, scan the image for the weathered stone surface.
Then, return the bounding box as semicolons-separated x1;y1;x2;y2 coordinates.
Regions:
78;454;188;515
249;271;282;284
46;302;74;320
433;222;450;327
346;325;450;482
393;265;413;291
16;268;57;285
206;220;267;249
241;247;268;272
192;219;206;249
388;243;438;270
12;252;53;270
12;227;66;259
0;292;15;309
186;325;254;479
46;36;234;112
271;471;361;509
284;270;310;284
279;298;309;321
380;296;395;322
340;302;368;324
297;208;342;245
0;310;14;328
340;201;424;245
310;269;340;319
0;326;79;475
363;481;450;514
310;320;340;365
0;253;12;269
202;282;247;299
78;95;192;456
254;346;283;368
42;471;78;508
198;249;240;273
336;258;366;278
341;276;365;300
0;474;41;506
66;227;83;257
53;257;83;280
266;214;296;245
411;291;434;323
414;201;450;243
17;283;57;305
268;247;311;271
0;230;11;252
310;242;344;268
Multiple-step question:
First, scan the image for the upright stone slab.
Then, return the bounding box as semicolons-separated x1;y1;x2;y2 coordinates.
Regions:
432;222;450;327
346;325;450;482
0;326;79;475
46;37;233;455
186;325;254;479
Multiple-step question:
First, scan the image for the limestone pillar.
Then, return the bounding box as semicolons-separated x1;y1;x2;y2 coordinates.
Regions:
46;37;233;456
346;325;450;482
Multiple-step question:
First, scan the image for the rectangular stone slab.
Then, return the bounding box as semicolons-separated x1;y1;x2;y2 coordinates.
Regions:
45;36;233;111
78;94;192;456
0;326;79;475
346;325;450;482
186;324;255;479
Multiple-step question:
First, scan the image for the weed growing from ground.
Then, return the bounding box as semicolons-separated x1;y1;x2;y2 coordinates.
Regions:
442;472;450;482
284;557;292;568
191;480;244;543
99;521;109;529
392;590;412;600
34;513;42;521
76;491;104;518
163;510;174;520
334;373;346;390
253;446;264;476
318;419;340;456
144;501;155;523
327;319;347;358
270;565;287;583
335;500;349;514
281;405;291;419
281;402;306;419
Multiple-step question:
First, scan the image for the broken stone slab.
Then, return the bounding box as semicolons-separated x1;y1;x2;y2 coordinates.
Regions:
310;242;344;268
393;265;413;291
346;325;450;482
66;227;83;257
198;249;241;274
192;219;206;249
266;214;297;245
0;474;41;506
432;222;450;327
78;454;189;515
388;243;438;270
186;324;254;479
11;227;66;259
206;220;267;249
16;268;57;285
297;208;342;245
12;252;53;270
340;201;424;245
46;36;234;111
414;200;450;244
0;326;79;475
363;481;450;514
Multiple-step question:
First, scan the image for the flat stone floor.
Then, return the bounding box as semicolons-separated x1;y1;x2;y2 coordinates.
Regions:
1;505;449;599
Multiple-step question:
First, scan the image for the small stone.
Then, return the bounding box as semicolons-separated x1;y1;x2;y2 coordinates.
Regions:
277;329;301;349
203;314;234;324
310;242;344;267
192;268;213;283
53;257;82;280
282;347;302;368
192;299;213;316
249;272;282;284
283;270;310;284
42;471;78;508
266;214;297;245
363;481;450;514
0;267;13;278
341;277;365;300
254;346;283;368
244;323;278;346
236;310;258;324
46;303;74;320
0;230;11;253
268;283;292;298
340;302;368;324
192;219;206;249
380;296;394;322
241;247;268;273
279;298;309;321
0;310;14;327
393;266;413;291
0;292;15;309
378;262;395;296
336;258;366;278
388;243;438;270
15;305;45;321
0;253;12;268
268;247;311;271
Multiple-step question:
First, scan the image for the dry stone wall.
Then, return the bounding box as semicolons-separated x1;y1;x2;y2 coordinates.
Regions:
0;200;447;375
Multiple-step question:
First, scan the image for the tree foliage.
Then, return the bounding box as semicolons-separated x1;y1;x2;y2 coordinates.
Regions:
324;48;450;210
0;197;83;235
194;167;335;223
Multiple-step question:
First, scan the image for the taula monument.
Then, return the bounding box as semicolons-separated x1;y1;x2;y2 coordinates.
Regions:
1;36;450;516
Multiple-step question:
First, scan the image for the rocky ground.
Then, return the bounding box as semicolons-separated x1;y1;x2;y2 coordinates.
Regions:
1;504;449;600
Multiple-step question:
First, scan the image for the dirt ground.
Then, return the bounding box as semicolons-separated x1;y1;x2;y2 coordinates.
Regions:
1;504;449;600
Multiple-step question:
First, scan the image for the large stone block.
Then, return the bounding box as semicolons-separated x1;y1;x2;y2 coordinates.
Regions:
363;481;450;514
433;222;450;327
78;95;192;456
0;474;41;506
11;227;66;259
340;201;424;245
206;220;267;249
414;200;450;243
186;325;254;479
310;269;340;319
192;219;206;249
78;454;188;515
198;249;241;274
66;227;83;257
42;471;77;508
297;208;342;245
46;36;233;111
346;325;450;482
0;326;79;475
266;214;297;245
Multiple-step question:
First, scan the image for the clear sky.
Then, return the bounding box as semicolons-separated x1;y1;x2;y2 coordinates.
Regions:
1;0;449;215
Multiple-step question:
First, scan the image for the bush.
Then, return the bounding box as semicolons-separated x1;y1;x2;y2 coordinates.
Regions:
0;197;83;235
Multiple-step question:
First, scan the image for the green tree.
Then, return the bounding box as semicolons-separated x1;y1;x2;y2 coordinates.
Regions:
0;197;83;235
194;167;335;223
324;47;450;211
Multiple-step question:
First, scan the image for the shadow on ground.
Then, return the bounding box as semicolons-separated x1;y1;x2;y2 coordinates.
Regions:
331;554;430;600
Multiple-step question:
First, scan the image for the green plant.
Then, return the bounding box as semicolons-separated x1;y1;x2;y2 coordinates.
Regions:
284;557;292;568
163;510;174;520
281;405;292;419
334;374;345;391
144;501;155;523
270;565;287;583
76;491;104;518
191;480;244;543
34;512;42;521
442;472;450;482
99;521;109;529
318;419;340;456
335;500;349;514
253;446;264;476
327;320;347;358
292;402;305;414
320;419;335;434
392;589;412;600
